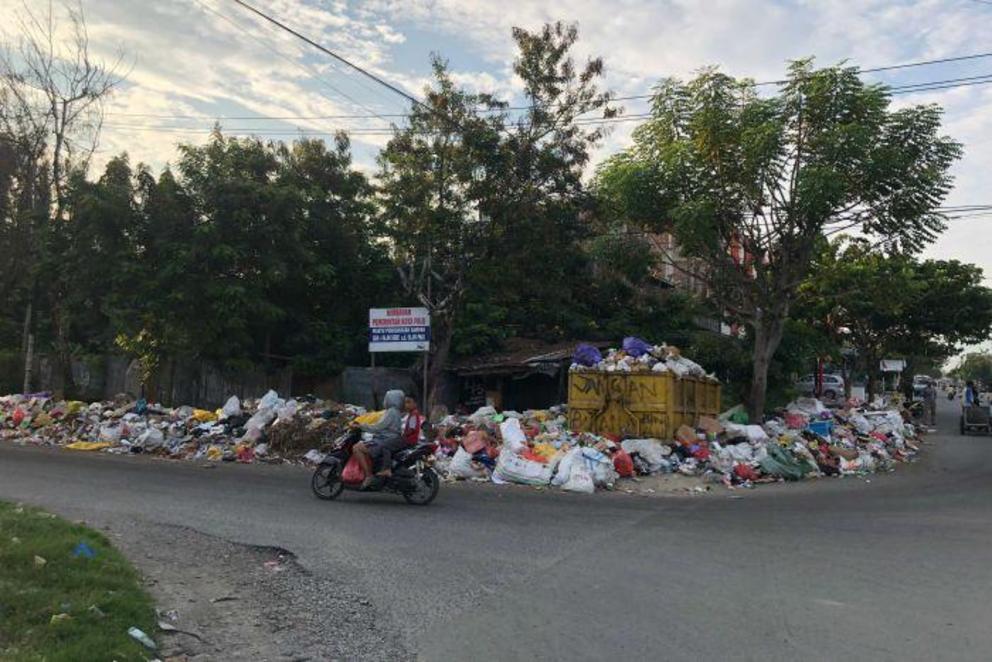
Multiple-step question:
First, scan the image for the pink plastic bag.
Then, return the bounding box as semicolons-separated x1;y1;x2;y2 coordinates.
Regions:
341;455;365;484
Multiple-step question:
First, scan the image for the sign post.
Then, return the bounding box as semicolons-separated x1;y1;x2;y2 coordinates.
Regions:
369;307;431;409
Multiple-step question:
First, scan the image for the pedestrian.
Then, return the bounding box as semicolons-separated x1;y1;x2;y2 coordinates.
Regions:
923;380;937;428
964;380;977;408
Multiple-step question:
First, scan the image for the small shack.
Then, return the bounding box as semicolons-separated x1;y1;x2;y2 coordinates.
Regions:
451;339;611;411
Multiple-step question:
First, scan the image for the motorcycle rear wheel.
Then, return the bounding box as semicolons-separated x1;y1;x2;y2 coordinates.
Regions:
402;467;440;506
312;464;344;500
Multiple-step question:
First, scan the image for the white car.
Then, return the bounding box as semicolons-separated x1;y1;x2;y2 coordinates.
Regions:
795;373;845;399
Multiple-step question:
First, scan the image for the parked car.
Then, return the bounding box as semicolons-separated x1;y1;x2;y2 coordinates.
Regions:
795;373;845;399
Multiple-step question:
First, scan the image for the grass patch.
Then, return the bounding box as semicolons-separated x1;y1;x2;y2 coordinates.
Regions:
0;501;157;661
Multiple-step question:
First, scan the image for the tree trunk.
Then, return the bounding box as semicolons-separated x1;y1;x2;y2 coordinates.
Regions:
426;318;454;411
748;310;788;422
865;352;878;404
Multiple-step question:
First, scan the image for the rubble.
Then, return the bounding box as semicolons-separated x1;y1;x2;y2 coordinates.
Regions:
430;394;921;491
570;337;718;381
1;383;922;494
0;390;361;465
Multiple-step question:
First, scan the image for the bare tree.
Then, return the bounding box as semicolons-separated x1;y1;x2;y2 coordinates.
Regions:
0;0;125;395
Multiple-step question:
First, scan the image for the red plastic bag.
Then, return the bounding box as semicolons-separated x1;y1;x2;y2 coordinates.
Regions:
12;408;25;426
733;463;759;482
613;449;635;478
342;455;365;484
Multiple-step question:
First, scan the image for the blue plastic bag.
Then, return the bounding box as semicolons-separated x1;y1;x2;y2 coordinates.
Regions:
622;336;653;358
573;344;603;367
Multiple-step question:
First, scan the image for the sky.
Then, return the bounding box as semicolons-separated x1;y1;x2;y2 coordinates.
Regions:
2;0;991;295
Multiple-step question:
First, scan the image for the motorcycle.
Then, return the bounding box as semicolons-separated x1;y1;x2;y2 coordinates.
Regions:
310;428;440;505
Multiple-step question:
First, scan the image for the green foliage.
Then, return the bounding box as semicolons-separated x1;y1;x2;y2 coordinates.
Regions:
0;500;156;661
951;352;992;384
799;237;992;396
595;60;962;416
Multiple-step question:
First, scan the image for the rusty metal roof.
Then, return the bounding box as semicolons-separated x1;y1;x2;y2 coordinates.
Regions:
452;339;612;376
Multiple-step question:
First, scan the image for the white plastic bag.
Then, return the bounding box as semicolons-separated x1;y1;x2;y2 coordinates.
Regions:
581;448;618;487
246;407;276;432
449;446;487;479
562;462;595;493
499;418;528;454
552;447;582;486
99;425;122;443
493;448;553;485
258;389;281;410
137;427;164;450
222;395;241;418
276;399;298;422
621;438;669;474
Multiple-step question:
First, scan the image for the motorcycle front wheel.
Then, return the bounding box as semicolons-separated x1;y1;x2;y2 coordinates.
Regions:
312;464;344;500
403;467;440;506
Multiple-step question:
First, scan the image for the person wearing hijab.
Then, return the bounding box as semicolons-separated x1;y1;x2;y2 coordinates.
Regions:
353;389;405;488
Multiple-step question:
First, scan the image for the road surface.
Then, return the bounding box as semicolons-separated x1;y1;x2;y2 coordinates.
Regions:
1;397;989;661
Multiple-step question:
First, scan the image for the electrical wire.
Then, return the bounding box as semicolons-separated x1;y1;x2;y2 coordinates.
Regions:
188;0;397;133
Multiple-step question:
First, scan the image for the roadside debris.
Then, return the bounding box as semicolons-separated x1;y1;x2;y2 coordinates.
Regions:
0;390;363;465
1;351;921;494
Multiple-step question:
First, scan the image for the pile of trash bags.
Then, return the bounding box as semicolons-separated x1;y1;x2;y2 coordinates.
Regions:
0;390;364;464
432;406;621;494
1;387;922;493
431;396;922;492
570;337;718;380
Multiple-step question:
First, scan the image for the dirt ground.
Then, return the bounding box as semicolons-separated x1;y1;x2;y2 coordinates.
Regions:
94;519;409;662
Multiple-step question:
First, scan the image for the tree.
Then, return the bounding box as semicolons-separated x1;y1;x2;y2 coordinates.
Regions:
378;22;615;404
596;60;961;419
799;238;992;400
951;352;992;385
0;0;124;394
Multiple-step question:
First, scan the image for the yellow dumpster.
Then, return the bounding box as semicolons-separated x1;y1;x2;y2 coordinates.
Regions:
567;371;721;439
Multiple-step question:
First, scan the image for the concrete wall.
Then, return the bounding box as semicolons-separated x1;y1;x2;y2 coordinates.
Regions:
10;354;459;410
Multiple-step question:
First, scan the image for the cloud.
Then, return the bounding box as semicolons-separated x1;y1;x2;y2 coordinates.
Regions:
3;0;991;291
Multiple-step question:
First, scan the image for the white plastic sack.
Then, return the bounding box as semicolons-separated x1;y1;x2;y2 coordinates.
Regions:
562;461;595;493
246;407;276;432
137;427;164;450
468;406;497;424
258;389;281;410
580;448;618;487
303;449;325;464
746;425;770;442
99;425;122;443
449;446;487;479
493;448;553;485
552;447;581;486
276;399;299;422
787;397;827;416
222;395;241;418
499;418;528;454
621;438;669;474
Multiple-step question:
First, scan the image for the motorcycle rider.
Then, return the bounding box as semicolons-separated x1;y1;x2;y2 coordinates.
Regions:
353;389;406;489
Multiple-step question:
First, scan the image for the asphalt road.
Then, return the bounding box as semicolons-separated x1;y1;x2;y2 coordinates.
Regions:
1;396;990;661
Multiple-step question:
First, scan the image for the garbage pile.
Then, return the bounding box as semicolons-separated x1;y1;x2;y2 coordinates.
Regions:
570;336;718;380
431;396;922;492
433;406;621;493
0;391;363;464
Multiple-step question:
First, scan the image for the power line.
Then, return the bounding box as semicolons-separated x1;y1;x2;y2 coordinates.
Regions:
189;0;397;132
99;67;992;136
228;0;425;112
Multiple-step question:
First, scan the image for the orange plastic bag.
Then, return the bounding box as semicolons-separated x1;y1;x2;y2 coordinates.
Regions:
342;455;365;484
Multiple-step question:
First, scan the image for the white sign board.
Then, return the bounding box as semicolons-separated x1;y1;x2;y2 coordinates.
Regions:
369;307;430;352
879;359;906;373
